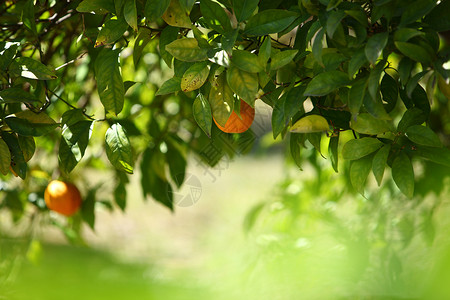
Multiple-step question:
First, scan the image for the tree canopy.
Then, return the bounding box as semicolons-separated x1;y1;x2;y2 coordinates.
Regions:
1;0;450;231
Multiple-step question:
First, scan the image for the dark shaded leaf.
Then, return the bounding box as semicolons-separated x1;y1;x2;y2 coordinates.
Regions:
304;71;350;96
244;9;298;36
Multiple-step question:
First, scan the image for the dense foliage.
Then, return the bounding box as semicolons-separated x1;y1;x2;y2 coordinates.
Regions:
1;0;450;231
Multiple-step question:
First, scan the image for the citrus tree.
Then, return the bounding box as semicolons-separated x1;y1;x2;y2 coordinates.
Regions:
1;0;450;233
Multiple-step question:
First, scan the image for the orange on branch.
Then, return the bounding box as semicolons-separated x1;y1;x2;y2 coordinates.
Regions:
44;180;82;216
214;100;255;133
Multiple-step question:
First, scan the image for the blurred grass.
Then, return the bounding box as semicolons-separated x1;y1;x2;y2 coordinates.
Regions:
6;243;211;300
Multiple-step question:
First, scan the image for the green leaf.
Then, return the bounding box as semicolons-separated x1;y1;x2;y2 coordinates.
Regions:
59;121;92;174
372;144;390;186
363;92;391;120
0;138;11;175
258;37;271;66
350;113;391;135
397;108;427;133
133;28;153;67
155;77;182;96
348;48;367;78
326;0;343;11
22;0;37;35
411;84;431;116
272;85;307;138
77;0;115;14
95;18;129;47
114;181;127;211
181;62;210;92
95;48;125;116
115;0;125;15
414;146;450;168
270;50;299;71
105;123;134;174
193;93;212;137
290;133;304;170
210;72;234;126
294;20;313;53
368;61;385;100
405;125;442;147
231;50;263;73
10;57;57;80
327;10;345;39
244;9;298;36
61;109;88;126
0;42;19;71
0;88;39;103
399;0;436;27
395;42;432;63
345;9;368;28
166;140;187;188
365;32;388;65
232;0;259;22
304;71;350;96
394;28;423;43
159;26;179;67
124;0;138;31
392;152;414;198
145;0;170;21
329;133;339;172
271;95;287;139
2;133;27;179
290;115;329;133
162;0;192;28
424;0;450;31
312;28;325;66
165;38;208;62
342;137;383;160
200;0;232;33
18;135;35;162
5;111;58;137
406;71;428;98
350;155;373;195
307;133;322;155
380;73;398;111
140;149;173;210
348;77;367;115
398;57;415;84
179;0;195;12
81;189;96;230
226;65;258;106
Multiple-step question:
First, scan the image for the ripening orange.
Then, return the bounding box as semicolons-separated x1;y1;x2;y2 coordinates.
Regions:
44;180;82;216
214;100;255;133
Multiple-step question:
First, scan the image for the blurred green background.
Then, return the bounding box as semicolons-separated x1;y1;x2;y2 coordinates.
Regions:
2;143;450;300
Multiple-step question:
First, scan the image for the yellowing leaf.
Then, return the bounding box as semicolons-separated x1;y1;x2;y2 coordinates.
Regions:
226;65;258;106
209;72;234;126
0;138;11;175
181;62;209;92
165;38;208;62
290;115;329;133
162;0;192;28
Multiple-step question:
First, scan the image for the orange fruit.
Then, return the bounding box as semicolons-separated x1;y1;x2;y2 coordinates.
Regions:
44;180;82;216
214;100;255;133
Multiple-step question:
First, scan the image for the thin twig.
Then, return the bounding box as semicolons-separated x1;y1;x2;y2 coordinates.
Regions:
55;52;88;71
